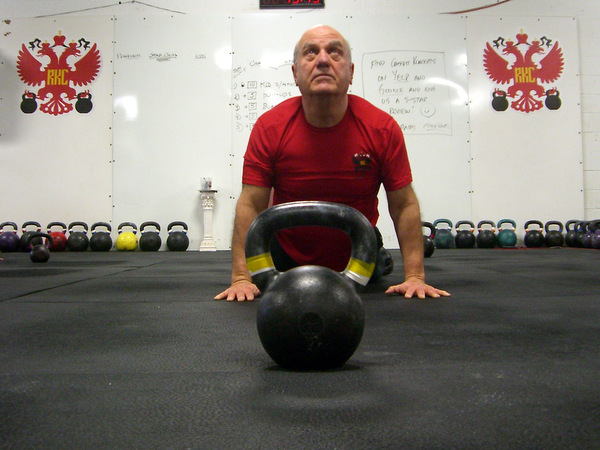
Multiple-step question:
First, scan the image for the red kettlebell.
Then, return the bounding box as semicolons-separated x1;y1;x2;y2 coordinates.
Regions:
47;222;68;252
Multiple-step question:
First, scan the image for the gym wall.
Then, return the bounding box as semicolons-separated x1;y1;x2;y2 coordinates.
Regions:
0;0;598;249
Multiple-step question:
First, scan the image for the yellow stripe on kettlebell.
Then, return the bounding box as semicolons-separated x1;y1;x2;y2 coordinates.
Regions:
344;257;376;286
246;252;275;276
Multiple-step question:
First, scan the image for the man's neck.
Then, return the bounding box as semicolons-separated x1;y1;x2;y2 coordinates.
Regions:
301;94;349;128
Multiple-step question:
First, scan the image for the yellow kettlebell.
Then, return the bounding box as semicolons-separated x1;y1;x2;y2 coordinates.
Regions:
116;222;138;251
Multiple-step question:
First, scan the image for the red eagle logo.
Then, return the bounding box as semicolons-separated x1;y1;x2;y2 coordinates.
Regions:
17;32;101;115
483;31;564;113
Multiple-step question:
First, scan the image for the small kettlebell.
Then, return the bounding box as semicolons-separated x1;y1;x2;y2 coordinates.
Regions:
75;92;93;113
545;89;561;110
492;89;509;111
27;232;53;263
20;92;37;113
166;221;189;251
422;222;435;257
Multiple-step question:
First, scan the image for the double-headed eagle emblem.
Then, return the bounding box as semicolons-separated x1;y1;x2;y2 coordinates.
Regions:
17;32;101;115
483;31;564;112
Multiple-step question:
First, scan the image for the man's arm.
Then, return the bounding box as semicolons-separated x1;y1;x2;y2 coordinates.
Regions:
214;184;271;302
384;184;450;299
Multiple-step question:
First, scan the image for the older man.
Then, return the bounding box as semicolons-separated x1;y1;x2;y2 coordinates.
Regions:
215;25;449;301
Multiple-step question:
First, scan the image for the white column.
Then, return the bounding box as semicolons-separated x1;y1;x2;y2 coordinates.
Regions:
199;189;217;251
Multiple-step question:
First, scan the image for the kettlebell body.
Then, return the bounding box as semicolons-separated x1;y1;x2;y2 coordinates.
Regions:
497;219;517;248
590;220;600;249
139;221;162;251
47;222;68;252
476;220;497;249
544;220;564;247
455;220;476;249
166;221;190;251
581;221;594;249
492;89;509;111
20;92;37;113
524;220;545;248
67;222;90;252
422;222;435;257
89;222;113;251
246;201;377;371
0;222;20;252
545;89;561;110
116;222;138;251
27;232;53;263
564;220;580;247
19;221;42;252
433;218;454;249
75;92;93;113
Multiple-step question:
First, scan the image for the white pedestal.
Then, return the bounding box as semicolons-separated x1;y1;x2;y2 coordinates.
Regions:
199;189;217;251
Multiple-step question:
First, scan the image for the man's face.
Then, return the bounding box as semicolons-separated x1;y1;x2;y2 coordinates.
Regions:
292;26;354;98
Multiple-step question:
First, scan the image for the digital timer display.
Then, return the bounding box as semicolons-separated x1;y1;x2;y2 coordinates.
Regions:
260;0;324;9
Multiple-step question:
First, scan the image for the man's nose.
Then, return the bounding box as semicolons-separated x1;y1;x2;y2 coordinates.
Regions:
316;49;330;66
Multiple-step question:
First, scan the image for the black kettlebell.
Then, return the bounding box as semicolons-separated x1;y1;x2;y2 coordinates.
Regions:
581;221;594;249
19;221;42;252
0;222;20;253
20;92;37;113
564;220;580;247
139;221;162;252
524;220;545;248
89;222;113;251
246;201;377;371
591;219;600;249
545;89;561;110
476;220;497;249
27;232;53;263
492;89;509;111
67;222;90;252
433;219;454;249
544;220;564;247
75;92;93;113
455;220;476;249
166;221;189;251
422;222;435;258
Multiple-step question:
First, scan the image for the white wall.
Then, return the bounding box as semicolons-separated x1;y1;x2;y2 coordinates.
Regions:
1;0;599;248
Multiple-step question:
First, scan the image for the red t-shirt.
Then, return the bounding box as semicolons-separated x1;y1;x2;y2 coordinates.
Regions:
243;94;412;271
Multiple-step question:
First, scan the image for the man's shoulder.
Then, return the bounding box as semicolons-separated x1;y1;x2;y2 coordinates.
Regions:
348;94;394;124
258;96;303;122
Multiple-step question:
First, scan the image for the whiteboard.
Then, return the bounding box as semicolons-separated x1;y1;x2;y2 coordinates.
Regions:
351;15;471;245
112;15;232;249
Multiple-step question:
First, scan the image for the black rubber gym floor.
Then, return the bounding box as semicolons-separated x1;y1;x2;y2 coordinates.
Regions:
1;248;599;448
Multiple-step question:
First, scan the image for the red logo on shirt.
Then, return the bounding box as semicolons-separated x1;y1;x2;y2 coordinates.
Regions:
352;153;372;172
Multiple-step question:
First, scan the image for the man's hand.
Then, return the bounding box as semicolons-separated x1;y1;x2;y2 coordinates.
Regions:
214;280;261;302
385;277;450;299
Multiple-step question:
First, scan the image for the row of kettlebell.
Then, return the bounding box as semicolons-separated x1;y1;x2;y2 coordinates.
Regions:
422;219;600;252
0;221;190;253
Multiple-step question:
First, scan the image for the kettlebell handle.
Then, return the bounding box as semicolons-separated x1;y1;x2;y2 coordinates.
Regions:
140;221;161;233
91;222;112;233
245;201;378;289
117;222;138;234
1;221;19;231
26;231;53;246
47;221;67;233
167;221;188;233
68;221;89;233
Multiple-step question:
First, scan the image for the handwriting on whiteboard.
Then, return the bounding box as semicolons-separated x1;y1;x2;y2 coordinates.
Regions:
362;50;452;135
